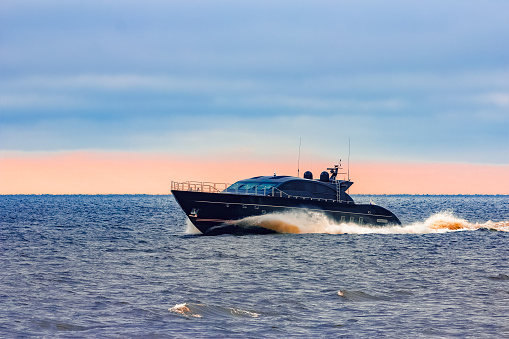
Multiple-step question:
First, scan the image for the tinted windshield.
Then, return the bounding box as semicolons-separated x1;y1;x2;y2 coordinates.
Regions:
226;182;277;191
257;183;277;190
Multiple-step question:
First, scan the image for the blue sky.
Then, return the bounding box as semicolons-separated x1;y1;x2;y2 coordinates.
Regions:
1;0;508;165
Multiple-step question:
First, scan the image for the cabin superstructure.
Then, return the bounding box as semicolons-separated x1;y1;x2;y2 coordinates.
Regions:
222;163;353;203
223;174;353;203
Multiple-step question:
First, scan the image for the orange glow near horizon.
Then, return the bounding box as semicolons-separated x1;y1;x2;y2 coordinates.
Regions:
0;152;508;195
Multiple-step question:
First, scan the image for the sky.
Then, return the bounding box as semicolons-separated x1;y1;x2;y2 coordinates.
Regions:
1;0;508;194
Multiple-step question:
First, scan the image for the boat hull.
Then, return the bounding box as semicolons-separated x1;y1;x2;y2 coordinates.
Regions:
172;190;401;235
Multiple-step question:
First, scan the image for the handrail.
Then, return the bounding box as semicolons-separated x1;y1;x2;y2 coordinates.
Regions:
171;180;354;204
171;181;229;193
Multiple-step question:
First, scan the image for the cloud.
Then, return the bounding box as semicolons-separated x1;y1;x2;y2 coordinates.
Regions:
2;75;258;93
472;93;509;107
214;95;406;111
2;0;509;76
1;0;508;166
0;94;83;109
2;70;507;110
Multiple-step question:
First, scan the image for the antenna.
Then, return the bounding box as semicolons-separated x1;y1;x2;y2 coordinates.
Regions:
348;138;351;181
297;137;302;177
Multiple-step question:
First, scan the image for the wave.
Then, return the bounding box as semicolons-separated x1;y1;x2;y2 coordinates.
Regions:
337;290;390;302
169;302;260;319
234;210;509;234
488;274;509;280
337;289;413;302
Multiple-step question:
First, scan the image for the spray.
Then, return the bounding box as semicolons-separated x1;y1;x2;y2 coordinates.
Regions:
233;210;509;234
185;219;202;234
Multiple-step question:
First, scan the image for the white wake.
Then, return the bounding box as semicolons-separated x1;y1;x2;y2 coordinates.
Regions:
233;210;509;234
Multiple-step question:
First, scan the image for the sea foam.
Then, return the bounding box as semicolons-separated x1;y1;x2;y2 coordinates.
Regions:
169;302;260;318
233;210;509;234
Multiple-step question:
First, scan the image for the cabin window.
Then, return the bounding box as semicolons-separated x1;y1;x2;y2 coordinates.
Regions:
280;181;335;196
359;217;363;225
257;183;277;190
227;182;277;192
227;182;243;190
340;216;346;222
350;216;355;223
240;183;257;190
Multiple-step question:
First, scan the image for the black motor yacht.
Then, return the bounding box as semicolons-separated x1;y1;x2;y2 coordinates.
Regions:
171;164;401;235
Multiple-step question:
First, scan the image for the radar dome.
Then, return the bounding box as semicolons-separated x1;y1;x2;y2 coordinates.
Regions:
303;171;313;179
320;171;330;182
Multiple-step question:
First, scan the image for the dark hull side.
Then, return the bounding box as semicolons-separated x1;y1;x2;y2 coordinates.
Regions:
172;190;401;235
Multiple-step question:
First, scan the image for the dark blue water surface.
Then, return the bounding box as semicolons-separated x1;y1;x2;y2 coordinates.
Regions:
1;195;508;338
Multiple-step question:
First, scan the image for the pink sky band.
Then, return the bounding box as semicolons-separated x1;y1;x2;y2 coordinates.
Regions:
1;152;507;195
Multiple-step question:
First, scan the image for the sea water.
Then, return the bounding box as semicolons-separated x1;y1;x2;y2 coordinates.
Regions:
1;195;508;338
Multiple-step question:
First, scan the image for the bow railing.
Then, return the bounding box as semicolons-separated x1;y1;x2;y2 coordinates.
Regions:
171;181;229;193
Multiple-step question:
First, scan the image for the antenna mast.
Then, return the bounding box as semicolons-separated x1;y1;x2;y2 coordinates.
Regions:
297;137;302;177
348;138;350;181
